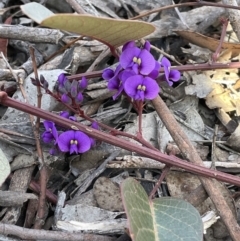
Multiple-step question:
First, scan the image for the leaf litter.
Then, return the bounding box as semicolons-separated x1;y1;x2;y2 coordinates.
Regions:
1;0;240;241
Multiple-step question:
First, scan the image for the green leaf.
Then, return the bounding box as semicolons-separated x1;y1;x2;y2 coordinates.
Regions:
21;3;155;48
121;178;203;241
0;148;10;187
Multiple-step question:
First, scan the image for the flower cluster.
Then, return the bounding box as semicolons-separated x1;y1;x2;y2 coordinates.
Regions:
55;74;88;106
42;111;98;155
102;41;180;101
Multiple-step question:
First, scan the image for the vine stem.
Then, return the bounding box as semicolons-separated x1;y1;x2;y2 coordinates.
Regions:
0;91;240;187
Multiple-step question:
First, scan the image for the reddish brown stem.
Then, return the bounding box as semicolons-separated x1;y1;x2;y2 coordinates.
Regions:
1;92;240;186
212;18;228;62
67;61;240;81
149;165;171;200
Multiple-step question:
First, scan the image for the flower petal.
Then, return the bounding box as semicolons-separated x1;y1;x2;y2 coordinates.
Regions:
161;57;170;80
143;41;151;52
169;70;181;82
74;131;91;153
69;144;78;154
61;94;72;104
58;73;67;87
58;130;74;152
122;41;136;51
42;132;54;143
149;61;160;79
102;69;114;80
79;77;88;89
142;77;160;100
43;121;54;131
75;92;83;104
138;49;155;75
124;75;143;99
60;111;70;119
120;47;141;69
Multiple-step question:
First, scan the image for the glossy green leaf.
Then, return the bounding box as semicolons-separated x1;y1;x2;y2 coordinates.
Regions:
21;3;155;48
121;178;203;241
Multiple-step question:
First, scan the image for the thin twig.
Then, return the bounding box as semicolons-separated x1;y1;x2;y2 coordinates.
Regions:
65;0;86;14
222;0;240;41
130;1;240;20
29;47;47;230
211;125;219;170
0;223;114;241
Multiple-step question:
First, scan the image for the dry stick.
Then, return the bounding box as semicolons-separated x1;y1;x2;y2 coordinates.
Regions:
0;223;114;241
130;1;240;20
222;0;240;41
212;18;228;62
151;96;240;241
1;92;240;187
65;0;86;14
29;48;47;230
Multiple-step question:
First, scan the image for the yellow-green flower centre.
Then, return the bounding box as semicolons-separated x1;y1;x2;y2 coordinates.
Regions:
137;85;146;91
133;57;141;65
70;140;78;145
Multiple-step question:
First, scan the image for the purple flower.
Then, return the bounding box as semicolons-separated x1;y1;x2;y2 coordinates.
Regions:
103;64;123;100
143;41;151;52
61;94;72;104
148;61;160;79
42;121;58;143
57;130;91;154
57;73;68;87
79;77;88;90
91;121;99;130
120;46;155;75
70;80;78;98
75;92;83;104
161;57;180;86
122;41;136;51
124;75;159;101
60;111;76;121
102;68;115;81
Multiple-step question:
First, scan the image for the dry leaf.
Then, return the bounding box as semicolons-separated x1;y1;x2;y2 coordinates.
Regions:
206;85;236;112
175;30;240;57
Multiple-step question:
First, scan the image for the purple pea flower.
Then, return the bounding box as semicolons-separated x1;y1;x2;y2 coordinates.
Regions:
60;111;76;121
161;57;180;86
42;121;58;143
122;41;136;52
124;75;159;101
103;64;123;100
57;130;91;154
79;76;88;90
120;46;155;75
61;93;72;104
75;92;83;104
70;80;78;98
57;73;68;87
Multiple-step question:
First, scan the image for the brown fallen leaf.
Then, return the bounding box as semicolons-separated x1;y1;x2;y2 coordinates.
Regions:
174;30;240;57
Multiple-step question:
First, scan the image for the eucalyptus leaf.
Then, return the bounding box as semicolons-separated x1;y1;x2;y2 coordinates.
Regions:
21;3;155;48
121;178;203;241
0;148;10;187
